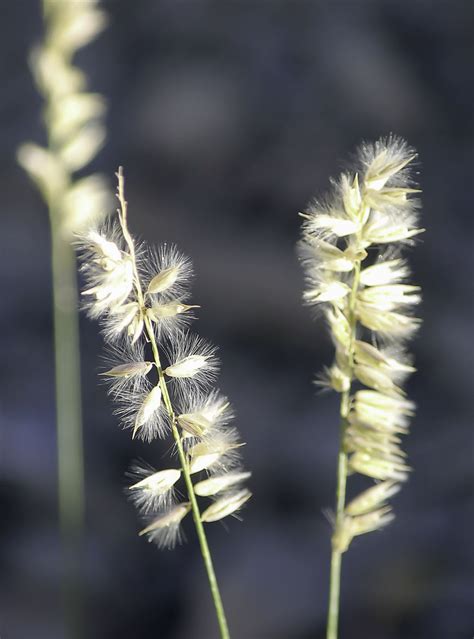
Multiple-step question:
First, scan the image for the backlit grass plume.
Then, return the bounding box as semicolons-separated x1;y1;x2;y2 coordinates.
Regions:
298;136;422;639
76;168;251;639
18;0;109;238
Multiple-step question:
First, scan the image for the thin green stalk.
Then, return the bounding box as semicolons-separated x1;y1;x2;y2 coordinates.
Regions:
116;169;230;639
326;259;361;639
145;316;230;639
50;214;85;639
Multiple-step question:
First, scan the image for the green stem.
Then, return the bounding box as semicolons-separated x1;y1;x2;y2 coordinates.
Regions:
326;259;361;639
50;220;85;639
144;316;230;639
116;168;230;638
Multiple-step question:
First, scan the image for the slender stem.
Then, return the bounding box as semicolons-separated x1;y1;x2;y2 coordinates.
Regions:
116;168;230;639
50;218;85;639
326;258;361;639
145;317;230;639
145;316;230;639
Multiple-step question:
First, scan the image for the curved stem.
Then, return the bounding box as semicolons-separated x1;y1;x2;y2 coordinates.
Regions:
50;219;85;639
326;259;361;639
144;317;230;639
116;169;229;638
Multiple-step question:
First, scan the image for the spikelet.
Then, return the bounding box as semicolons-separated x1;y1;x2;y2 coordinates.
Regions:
163;332;220;393
18;0;109;237
176;389;234;442
299;135;422;553
76;168;251;552
99;339;153;396
194;472;252;497
139;502;191;550
201;489;252;523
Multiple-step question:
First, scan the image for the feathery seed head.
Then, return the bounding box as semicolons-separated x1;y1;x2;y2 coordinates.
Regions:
18;0;109;238
299;136;422;550
77;168;251;554
76;168;251;554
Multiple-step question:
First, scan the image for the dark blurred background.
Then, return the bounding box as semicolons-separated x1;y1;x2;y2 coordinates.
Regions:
2;1;474;638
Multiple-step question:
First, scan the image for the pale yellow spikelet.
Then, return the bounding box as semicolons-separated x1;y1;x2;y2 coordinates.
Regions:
362;217;424;245
310;215;361;238
304;281;351;304
177;391;232;439
345;481;400;516
353;364;403;396
147;267;180;294
164;334;219;391
129;467;181;514
327;364;351;393
194;472;252;497
101;361;152;379
147;301;199;321
188;427;244;474
349;451;410;482
361;138;416;191
130;468;181;492
139;502;191;549
358;284;421;311
177;412;211;438
354;340;415;376
201;489;252;523
133;385;162;439
333;506;395;553
165;355;208;378
359;259;410;287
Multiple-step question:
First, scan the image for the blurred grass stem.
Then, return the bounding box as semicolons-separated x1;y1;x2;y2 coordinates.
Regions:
50;210;85;639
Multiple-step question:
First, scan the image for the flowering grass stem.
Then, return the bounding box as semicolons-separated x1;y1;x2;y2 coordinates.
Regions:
327;259;361;639
299;137;422;638
117;169;230;639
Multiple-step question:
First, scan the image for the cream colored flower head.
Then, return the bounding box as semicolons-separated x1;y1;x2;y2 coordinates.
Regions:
299;136;422;551
76;169;252;550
